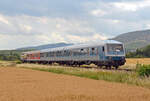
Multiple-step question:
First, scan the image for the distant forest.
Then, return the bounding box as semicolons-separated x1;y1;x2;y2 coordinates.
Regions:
0;50;32;61
126;45;150;58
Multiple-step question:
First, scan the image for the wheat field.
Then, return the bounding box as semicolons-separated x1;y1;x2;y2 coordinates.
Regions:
0;59;150;101
0;66;150;101
119;58;150;69
126;58;150;65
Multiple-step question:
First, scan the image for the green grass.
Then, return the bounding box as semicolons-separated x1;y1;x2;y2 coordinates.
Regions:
136;64;150;77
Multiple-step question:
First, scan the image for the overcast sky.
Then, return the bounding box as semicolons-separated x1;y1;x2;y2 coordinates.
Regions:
0;0;150;49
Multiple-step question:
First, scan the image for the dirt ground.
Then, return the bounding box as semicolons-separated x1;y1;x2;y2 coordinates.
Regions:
0;67;150;101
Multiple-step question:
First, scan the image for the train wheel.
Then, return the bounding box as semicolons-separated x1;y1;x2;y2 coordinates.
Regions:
106;66;111;70
115;66;119;69
97;65;102;68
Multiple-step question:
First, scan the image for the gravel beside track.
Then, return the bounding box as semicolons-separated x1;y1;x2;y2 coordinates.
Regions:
0;67;150;101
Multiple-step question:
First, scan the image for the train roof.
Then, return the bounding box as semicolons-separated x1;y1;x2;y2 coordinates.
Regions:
23;40;122;54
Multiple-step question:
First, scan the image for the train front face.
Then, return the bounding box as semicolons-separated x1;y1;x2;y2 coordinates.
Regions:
105;43;126;67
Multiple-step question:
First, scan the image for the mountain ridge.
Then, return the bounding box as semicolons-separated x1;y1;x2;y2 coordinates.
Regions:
112;29;150;51
17;29;150;51
17;42;73;50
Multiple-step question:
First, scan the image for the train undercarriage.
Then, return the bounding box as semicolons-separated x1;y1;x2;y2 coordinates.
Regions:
22;59;126;69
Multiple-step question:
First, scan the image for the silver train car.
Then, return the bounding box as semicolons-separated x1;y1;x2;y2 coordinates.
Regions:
21;40;126;69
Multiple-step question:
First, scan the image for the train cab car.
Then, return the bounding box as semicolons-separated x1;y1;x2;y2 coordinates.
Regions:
103;41;126;69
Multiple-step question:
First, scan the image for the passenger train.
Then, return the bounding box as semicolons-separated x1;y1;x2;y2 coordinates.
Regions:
21;40;126;69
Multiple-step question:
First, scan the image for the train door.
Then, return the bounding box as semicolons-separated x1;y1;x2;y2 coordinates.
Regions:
90;47;97;56
89;47;97;61
98;46;105;60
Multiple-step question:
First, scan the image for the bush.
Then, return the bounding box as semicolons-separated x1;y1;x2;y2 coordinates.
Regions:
15;60;22;64
136;64;150;77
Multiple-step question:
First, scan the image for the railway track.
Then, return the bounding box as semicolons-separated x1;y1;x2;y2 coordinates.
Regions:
33;63;134;72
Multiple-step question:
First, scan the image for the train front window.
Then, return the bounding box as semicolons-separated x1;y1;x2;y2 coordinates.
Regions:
106;44;124;55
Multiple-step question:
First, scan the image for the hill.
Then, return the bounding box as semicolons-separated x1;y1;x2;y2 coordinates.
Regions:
17;42;73;50
112;30;150;51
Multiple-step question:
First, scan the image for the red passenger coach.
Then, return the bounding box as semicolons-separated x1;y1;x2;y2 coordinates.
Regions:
34;53;41;59
27;53;40;60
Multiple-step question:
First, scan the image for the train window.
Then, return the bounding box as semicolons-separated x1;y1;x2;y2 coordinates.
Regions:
40;53;44;57
47;52;50;57
56;51;64;57
73;49;80;56
49;52;54;57
72;48;88;56
63;50;66;56
91;47;97;55
53;52;56;57
35;54;39;57
107;44;123;52
56;51;61;57
63;50;68;56
43;53;46;57
48;52;51;57
102;46;105;52
45;53;49;57
64;50;71;56
80;48;88;55
53;52;55;57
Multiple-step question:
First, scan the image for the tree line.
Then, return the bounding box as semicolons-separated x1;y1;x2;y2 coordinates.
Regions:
0;50;32;61
0;54;20;61
126;45;150;58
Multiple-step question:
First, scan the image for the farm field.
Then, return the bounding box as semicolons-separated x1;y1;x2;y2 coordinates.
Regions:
120;58;150;69
0;59;150;101
126;58;150;65
0;66;150;101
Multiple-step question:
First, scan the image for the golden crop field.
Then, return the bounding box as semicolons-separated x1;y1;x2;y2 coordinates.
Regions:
126;58;150;65
119;58;150;70
0;60;150;101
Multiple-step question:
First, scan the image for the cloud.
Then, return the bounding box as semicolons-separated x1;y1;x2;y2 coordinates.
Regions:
145;24;150;29
112;2;138;12
0;14;10;25
112;0;150;12
93;34;107;40
91;9;107;17
20;24;32;33
65;33;107;43
0;0;86;17
0;13;107;49
112;20;120;23
0;0;150;49
0;34;40;50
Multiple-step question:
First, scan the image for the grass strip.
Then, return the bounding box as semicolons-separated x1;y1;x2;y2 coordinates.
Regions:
18;66;150;89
